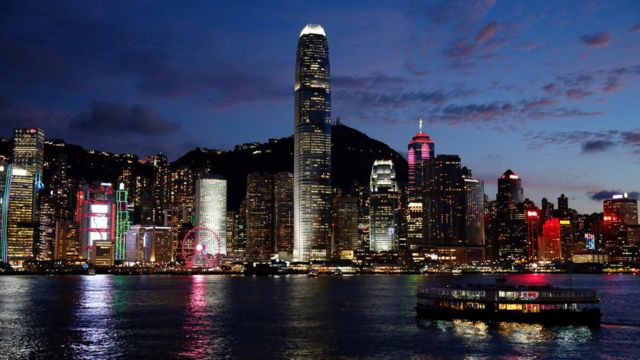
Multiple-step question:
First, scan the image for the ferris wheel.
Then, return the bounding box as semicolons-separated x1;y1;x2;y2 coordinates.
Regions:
181;226;222;268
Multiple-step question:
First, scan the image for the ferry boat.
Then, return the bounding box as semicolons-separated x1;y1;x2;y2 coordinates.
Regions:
416;279;601;326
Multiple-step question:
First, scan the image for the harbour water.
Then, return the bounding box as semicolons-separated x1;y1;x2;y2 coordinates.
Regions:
1;274;639;359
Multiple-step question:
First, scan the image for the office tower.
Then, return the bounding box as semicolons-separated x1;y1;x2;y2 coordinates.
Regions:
463;175;485;247
169;166;196;223
294;24;332;261
273;172;293;254
126;226;175;264
557;193;569;218
225;211;235;255
148;153;169;225
559;218;575;259
492;169;527;261
369;160;400;252
195;177;227;257
53;220;80;260
603;193;638;249
540;198;554;225
407;119;435;249
47;151;73;221
425;155;465;246
233;199;247;254
540;218;562;260
115;183;131;260
526;210;540;260
79;182;115;265
332;195;359;257
246;172;274;260
37;195;55;260
0;128;45;265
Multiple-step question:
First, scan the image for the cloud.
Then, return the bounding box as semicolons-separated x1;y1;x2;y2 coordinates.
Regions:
69;101;180;135
476;21;500;44
579;32;611;48
516;41;540;51
426;0;496;29
630;22;640;33
526;129;640;156
582;140;616;153
427;99;600;125
589;190;639;201
566;88;592;99
333;74;410;89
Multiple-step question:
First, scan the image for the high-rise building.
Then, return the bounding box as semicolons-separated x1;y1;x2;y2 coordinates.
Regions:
492;169;527;261
273;172;293;254
148;154;169;226
603;193;638;249
332;195;359;257
37;195;55;260
407;118;435;249
53;220;80;260
369;160;400;252
246;172;274;260
425;155;465;246
114;183;131;260
540;218;562;260
0;128;45;265
294;24;332;261
195;177;227;257
79;182;115;265
557;193;569;218
463;176;485;247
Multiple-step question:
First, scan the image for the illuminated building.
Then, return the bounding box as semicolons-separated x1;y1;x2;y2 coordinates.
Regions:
246;173;274;260
169;166;196;224
332;195;359;257
425;155;465;246
125;226;175;264
0;129;45;265
369;160;400;252
463;175;485;247
557;193;569;218
54;220;80;260
115;183;131;260
294;24;332;261
492;169;527;261
79;183;115;265
37;195;55;260
540;218;562;260
225;211;235;254
526;210;540;260
540;198;554;225
407;118;435;249
603;193;638;249
195;177;227;256
273;172;293;254
233;199;247;254
148;153;169;225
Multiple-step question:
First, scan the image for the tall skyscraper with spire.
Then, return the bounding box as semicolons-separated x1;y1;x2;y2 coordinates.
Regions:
407;118;434;249
293;24;332;261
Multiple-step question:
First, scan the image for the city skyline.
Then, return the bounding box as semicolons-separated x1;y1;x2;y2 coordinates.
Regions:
1;1;639;214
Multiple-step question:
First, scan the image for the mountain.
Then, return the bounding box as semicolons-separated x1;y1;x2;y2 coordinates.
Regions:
173;124;408;210
0;124;408;211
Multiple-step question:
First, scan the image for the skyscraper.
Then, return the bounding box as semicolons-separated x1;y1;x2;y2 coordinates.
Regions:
0;128;45;265
463;176;485;247
294;24;332;261
332;195;359;257
273;172;294;254
369;160;400;252
195;177;227;257
246;172;274;260
603;193;638;249
407;118;435;249
79;182;115;265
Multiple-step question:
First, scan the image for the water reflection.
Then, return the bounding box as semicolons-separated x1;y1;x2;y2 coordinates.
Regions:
179;275;213;359
72;275;116;358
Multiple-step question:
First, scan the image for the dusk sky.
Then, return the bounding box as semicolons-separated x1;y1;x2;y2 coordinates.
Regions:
1;0;639;213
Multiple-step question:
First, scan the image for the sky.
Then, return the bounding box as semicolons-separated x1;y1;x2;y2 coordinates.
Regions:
0;0;639;213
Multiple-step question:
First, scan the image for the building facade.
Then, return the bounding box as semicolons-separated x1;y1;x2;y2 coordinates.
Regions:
293;24;332;261
195;177;227;256
369;160;400;252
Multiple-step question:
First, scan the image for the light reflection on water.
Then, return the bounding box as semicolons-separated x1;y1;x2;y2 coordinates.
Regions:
0;274;639;359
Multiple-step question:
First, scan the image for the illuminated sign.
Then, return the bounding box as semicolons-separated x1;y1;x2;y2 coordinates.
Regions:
585;233;595;250
527;211;538;217
12;168;28;176
91;204;109;214
509;175;519;179
559;220;571;225
612;194;624;199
